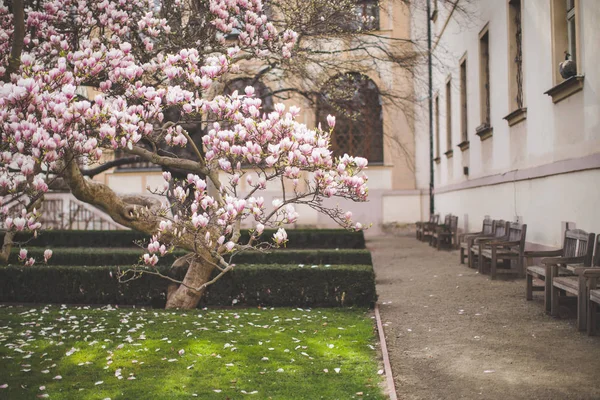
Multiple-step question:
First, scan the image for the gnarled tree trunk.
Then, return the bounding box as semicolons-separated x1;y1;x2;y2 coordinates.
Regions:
165;254;216;309
0;231;16;265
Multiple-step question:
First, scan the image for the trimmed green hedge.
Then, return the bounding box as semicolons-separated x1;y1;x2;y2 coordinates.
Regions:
2;229;365;249
0;264;377;307
9;248;373;267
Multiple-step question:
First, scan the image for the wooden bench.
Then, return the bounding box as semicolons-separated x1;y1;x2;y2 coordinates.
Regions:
525;228;594;314
550;233;597;331
471;221;509;272
588;277;600;335
478;222;527;279
431;215;458;250
429;214;450;247
459;218;495;267
416;214;439;241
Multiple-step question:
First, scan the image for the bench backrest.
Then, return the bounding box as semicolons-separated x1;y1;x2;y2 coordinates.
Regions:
442;214;452;226
482;219;495;235
431;214;440;224
563;229;596;266
493;220;508;238
507;222;527;250
593;235;600;268
449;215;459;232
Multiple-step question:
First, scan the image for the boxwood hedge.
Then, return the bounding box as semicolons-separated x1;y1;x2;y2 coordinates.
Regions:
0;264;377;308
9;248;373;266
2;229;365;249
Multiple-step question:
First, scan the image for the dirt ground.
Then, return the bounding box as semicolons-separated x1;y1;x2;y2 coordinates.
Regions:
369;234;600;400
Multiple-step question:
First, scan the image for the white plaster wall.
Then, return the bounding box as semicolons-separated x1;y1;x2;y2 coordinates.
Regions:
146;173;166;192
106;174;146;194
414;0;600;190
435;169;600;247
411;0;600;248
382;194;422;224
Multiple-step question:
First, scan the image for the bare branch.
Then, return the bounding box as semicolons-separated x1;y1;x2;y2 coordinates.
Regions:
125;145;208;176
81;157;141;177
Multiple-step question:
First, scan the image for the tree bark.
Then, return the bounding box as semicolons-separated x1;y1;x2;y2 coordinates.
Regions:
0;231;16;265
61;152;219;309
3;0;25;83
165;253;216;309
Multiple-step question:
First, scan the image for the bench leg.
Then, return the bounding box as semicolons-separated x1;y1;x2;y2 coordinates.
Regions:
526;273;533;301
577;276;587;331
589;300;598;336
550;283;559;317
544;269;552;314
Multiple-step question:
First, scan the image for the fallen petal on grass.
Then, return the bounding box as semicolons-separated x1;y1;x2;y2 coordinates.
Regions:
0;306;384;399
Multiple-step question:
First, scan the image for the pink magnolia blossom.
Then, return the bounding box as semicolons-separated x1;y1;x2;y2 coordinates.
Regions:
273;228;288;246
0;0;367;286
326;115;336;128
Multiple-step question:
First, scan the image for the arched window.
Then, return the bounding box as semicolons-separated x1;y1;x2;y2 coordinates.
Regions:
223;78;274;115
316;73;383;163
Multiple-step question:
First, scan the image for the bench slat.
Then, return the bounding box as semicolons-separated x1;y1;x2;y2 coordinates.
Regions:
553;276;579;294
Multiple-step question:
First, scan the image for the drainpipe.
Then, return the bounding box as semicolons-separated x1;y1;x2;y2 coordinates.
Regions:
427;0;434;215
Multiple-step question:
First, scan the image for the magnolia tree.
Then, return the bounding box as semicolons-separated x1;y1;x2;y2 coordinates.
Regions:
0;0;369;309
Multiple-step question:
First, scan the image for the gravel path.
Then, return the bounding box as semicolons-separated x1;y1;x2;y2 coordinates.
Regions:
369;234;600;400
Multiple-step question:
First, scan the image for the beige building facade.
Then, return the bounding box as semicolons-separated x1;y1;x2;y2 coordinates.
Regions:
84;0;600;246
95;1;420;235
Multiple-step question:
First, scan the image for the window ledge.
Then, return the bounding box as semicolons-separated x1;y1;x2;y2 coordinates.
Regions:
457;140;470;151
475;124;493;141
444;149;454;159
544;75;584;104
434;156;441;164
503;107;527;126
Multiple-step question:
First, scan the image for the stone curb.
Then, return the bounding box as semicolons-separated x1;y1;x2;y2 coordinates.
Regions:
375;303;398;400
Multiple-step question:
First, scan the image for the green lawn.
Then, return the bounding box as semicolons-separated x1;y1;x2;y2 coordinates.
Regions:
0;305;385;399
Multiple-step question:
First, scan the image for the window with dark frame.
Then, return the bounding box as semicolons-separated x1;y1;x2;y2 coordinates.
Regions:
355;0;380;31
333;0;380;32
566;0;576;65
316;73;384;163
508;0;524;111
445;79;452;155
459;59;468;144
223;78;274;114
434;94;440;160
226;2;274;39
546;0;584;100
115;78;275;171
479;29;491;128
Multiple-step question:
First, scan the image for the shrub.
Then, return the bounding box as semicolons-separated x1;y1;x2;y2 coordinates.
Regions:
2;229;365;249
0;264;377;308
9;248;372;266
